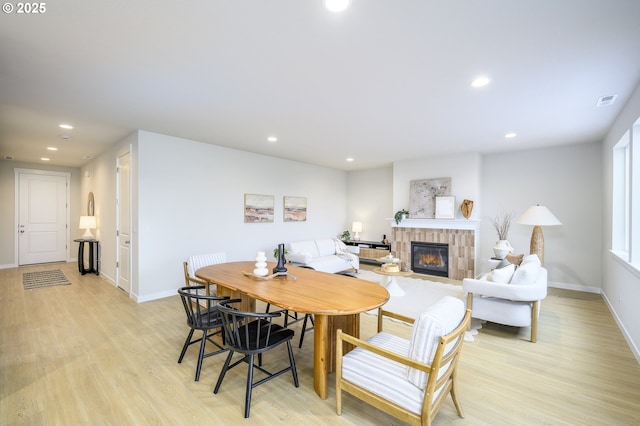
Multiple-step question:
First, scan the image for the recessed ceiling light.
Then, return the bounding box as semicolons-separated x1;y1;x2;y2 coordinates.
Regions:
346;157;354;162
267;136;278;143
324;0;350;13
47;146;58;151
505;132;517;139
41;157;50;161
59;124;73;130
84;155;93;160
471;76;490;88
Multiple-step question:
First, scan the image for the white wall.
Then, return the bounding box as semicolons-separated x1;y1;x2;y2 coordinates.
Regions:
480;142;602;290
602;80;640;361
135;131;347;301
346;166;393;242
392;152;482;221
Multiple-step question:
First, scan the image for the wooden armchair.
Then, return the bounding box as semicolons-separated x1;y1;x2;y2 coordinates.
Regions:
336;296;471;426
183;252;226;296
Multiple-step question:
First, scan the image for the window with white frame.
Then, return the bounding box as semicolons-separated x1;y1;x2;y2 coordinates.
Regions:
612;116;640;268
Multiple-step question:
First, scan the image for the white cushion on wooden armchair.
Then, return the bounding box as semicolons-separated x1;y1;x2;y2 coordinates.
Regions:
462;254;547;342
183;252;226;296
336;296;471;425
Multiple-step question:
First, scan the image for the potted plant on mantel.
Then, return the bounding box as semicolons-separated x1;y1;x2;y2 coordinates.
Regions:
490;210;513;259
394;209;409;224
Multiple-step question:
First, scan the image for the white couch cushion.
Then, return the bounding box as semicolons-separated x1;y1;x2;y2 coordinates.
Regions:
510;254;541;285
406;296;465;389
288;240;320;258
287;252;313;264
487;263;516;283
315;239;336;257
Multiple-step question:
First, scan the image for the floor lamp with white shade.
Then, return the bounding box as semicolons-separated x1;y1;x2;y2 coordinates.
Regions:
516;205;561;266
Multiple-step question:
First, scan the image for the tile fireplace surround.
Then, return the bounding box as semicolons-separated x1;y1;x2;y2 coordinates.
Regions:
391;220;477;280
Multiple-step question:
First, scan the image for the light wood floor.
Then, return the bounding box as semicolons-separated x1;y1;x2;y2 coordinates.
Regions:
2;262;639;425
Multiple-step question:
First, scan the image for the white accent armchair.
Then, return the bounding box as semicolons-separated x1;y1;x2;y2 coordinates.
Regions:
336;296;471;426
462;254;547;342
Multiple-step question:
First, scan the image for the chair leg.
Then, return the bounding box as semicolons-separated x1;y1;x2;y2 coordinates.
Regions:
178;328;195;363
214;350;234;394
244;353;255;418
195;329;208;381
450;375;465;418
299;314;314;348
286;341;299;387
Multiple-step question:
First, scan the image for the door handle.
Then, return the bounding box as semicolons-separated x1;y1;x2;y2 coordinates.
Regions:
125;240;130;245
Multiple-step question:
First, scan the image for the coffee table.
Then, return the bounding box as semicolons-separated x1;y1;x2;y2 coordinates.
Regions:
372;267;413;296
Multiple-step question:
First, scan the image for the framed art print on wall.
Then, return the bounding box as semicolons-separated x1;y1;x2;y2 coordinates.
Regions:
435;196;456;219
283;196;307;222
244;194;274;223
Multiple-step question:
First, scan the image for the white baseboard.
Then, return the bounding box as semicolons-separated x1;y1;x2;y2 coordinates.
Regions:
601;291;640;364
548;280;601;294
135;289;177;303
0;263;16;269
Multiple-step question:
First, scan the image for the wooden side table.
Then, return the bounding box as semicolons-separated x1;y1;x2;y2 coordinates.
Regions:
74;239;100;275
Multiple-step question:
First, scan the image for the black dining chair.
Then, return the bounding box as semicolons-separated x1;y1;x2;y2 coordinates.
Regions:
214;299;299;418
265;303;314;348
177;286;229;381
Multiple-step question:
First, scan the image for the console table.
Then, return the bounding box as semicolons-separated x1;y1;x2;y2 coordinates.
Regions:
74;239;100;276
344;240;391;264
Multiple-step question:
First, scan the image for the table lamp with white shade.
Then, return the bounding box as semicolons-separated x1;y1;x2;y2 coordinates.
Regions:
516;205;561;266
79;215;97;240
351;221;362;241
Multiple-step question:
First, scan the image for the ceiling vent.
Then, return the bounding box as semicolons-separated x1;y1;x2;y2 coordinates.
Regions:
4;156;14;160
596;94;618;107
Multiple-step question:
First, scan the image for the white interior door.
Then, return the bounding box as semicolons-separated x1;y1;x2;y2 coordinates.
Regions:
117;153;131;293
17;170;69;265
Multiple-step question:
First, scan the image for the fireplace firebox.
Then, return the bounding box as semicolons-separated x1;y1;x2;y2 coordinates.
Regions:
411;242;449;277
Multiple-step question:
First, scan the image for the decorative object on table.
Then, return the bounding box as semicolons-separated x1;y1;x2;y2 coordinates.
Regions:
79;215;97;240
516;204;561;266
409;177;451;218
435;196;456;219
340;230;351;242
382;234;388;244
244;194;274;223
490;210;513;259
272;246;290;261
351;221;362;240
461;199;474;219
253;251;269;277
273;243;288;275
283;196;307;222
87;192;94;216
394;209;409;224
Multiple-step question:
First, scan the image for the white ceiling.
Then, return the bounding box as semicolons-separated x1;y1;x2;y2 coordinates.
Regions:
1;0;640;170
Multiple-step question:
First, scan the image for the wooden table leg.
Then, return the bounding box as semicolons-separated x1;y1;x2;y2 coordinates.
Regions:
313;313;359;400
313;314;329;399
215;286;256;313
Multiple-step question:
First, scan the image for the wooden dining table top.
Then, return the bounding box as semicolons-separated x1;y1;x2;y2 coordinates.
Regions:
195;261;389;315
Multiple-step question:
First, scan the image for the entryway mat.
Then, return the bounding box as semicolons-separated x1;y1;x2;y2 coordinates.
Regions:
23;269;71;290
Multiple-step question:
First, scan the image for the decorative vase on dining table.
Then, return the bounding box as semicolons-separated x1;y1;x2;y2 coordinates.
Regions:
273;243;288;276
253;251;269;277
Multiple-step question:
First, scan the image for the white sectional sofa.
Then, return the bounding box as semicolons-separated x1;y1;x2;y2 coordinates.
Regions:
287;238;359;274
